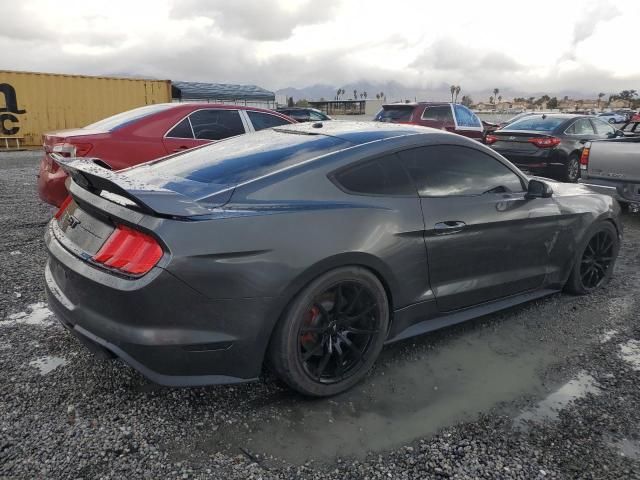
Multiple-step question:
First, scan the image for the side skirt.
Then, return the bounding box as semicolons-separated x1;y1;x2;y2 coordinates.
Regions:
385;288;560;344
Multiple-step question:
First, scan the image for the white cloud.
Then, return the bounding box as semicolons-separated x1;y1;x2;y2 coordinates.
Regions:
1;0;639;98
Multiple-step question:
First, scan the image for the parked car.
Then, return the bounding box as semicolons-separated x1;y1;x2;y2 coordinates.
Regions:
38;103;295;206
579;136;640;212
276;107;332;122
597;112;626;124
46;121;621;396
373;102;484;140
485;114;624;182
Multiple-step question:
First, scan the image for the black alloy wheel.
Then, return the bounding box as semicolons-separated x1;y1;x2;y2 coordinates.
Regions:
565;222;619;294
298;282;379;384
566;155;580;183
579;231;615;289
269;267;389;396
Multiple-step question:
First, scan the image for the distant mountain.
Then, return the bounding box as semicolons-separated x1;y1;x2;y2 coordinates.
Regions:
276;81;608;104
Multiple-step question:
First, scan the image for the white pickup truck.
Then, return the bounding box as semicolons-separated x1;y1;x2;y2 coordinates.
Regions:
579;137;640;212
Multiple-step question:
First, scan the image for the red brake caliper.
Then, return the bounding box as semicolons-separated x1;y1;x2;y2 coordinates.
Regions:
300;306;320;346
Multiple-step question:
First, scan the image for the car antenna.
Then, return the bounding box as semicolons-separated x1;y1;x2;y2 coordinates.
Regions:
541;114;547;119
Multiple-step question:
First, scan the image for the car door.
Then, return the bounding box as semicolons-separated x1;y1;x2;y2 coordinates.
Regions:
563;117;599;154
397;144;563;312
162;108;247;154
418;105;456;132
452;104;484;140
590;118;619;139
244;110;293;131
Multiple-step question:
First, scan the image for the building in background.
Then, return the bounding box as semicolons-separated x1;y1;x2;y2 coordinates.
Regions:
308;100;366;116
171;81;275;109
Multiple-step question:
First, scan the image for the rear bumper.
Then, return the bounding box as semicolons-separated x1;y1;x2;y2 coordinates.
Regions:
494;150;564;173
44;222;272;386
38;155;68;207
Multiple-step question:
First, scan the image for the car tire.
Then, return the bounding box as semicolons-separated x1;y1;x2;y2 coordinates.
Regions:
564;154;581;183
268;266;389;397
608;118;616;124
564;222;619;295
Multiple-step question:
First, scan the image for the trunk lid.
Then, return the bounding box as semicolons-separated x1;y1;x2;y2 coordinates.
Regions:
490;130;557;153
587;138;640;183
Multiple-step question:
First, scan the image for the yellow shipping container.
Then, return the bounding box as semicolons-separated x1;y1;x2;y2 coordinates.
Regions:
0;70;172;147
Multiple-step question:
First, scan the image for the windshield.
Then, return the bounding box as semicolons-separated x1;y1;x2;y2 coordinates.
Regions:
124;128;352;199
85;104;174;131
374;106;413;122
502;116;566;132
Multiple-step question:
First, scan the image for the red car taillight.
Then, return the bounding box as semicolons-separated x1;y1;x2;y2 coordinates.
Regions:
580;143;591;170
54;195;73;219
92;225;163;275
528;137;561;148
485;134;498;145
51;142;93;157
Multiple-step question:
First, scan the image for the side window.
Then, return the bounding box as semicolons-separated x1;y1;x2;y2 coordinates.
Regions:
453;104;482;129
309;111;326;121
166;118;193;139
332;154;415;196
567;119;595;135
591;119;615;136
397;145;525;197
247;111;291;131
188;109;245;140
421;106;454;123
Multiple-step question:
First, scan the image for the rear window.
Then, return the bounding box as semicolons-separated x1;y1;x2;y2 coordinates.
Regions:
125;129;352;196
85;104;174;131
374;106;414;122
502;116;566;132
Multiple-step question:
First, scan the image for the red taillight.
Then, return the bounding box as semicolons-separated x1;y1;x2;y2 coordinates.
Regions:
51;142;93;157
580;143;591;169
92;225;163;275
54;195;73;219
485;134;498;145
528;137;561;148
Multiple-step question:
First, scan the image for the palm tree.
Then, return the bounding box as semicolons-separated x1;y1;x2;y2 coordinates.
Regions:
379;92;384;101
450;85;456;103
454;86;461;103
353;89;358;100
493;88;499;104
597;92;605;110
489;96;494;104
376;93;380;100
498;95;502;103
363;91;367;100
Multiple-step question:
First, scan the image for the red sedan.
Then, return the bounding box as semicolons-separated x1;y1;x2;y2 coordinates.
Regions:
38;103;295;206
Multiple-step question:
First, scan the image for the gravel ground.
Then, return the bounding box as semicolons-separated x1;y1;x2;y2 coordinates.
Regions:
1;151;640;479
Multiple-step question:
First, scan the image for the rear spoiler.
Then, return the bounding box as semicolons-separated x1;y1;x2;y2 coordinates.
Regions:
54;156;222;217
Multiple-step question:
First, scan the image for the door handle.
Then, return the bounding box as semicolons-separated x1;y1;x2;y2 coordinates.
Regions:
172;146;190;152
434;221;466;235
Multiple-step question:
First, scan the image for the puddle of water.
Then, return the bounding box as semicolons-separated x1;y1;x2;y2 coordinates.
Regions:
600;330;618;344
514;372;600;426
619;340;640;370
2;303;53;327
29;356;68;375
612;438;640;460
197;320;558;463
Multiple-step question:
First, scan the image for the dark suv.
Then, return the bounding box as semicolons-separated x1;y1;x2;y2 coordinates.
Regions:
276;107;332;122
373;102;484;140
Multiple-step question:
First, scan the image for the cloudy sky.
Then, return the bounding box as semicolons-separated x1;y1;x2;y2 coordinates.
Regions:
3;0;639;98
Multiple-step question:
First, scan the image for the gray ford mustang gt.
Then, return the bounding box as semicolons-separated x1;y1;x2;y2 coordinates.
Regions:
45;121;621;396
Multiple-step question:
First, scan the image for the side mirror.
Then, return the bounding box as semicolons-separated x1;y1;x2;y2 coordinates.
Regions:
526;179;553;199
